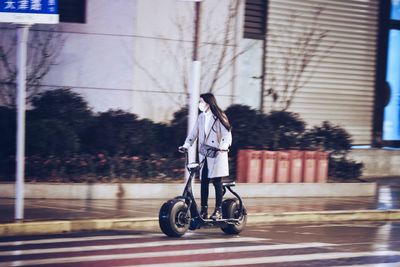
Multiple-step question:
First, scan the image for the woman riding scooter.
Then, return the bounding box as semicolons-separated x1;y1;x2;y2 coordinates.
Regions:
180;93;232;220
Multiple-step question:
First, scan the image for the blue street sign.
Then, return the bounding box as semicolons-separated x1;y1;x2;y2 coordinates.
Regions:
0;0;59;24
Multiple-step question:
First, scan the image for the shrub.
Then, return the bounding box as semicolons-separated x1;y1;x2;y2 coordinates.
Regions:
0;89;364;182
0;107;16;159
81;110;171;157
301;121;352;156
329;157;364;180
225;104;272;155
81;110;139;156
134;119;170;156
22;154;185;182
0;156;15;181
26;119;80;156
167;106;189;156
30;88;93;137
300;121;362;180
267;110;306;150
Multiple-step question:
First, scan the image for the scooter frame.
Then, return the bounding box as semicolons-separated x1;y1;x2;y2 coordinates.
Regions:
177;148;247;230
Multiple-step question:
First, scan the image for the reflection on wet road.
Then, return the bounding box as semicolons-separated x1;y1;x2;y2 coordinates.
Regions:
1;221;400;266
0;181;399;223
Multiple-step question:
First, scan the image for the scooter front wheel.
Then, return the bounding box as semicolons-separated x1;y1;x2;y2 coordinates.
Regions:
221;198;247;235
159;199;191;237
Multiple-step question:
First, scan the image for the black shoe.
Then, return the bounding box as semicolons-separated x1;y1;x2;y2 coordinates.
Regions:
200;206;208;219
210;206;222;220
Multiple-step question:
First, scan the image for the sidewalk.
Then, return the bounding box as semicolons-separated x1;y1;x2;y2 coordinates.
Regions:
0;178;399;236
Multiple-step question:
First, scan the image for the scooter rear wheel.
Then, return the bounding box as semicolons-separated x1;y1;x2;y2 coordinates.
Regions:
159;199;191;237
221;198;247;235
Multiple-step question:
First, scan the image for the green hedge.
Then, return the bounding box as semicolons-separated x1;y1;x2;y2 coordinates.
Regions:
0;89;363;182
20;154;185;182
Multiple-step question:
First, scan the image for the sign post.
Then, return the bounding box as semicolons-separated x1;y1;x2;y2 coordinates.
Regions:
0;0;59;221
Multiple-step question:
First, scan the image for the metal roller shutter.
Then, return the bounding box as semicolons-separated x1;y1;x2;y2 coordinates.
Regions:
263;0;379;144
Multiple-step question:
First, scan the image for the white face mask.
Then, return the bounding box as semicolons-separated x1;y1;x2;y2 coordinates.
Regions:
199;102;208;112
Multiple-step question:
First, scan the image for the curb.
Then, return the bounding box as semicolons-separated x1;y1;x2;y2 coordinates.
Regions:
0;218;159;237
248;209;400;224
1;209;400;237
0;182;377;199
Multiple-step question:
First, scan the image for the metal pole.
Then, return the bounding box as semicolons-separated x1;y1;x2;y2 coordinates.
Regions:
260;1;269;112
15;24;30;221
187;1;202;174
192;2;201;61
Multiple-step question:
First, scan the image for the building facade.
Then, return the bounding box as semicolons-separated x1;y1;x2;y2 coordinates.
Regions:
6;0;398;146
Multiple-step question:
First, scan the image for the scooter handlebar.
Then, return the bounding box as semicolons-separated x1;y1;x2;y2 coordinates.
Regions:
178;146;229;153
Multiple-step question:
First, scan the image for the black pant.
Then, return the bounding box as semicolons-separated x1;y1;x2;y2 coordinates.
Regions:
201;159;223;208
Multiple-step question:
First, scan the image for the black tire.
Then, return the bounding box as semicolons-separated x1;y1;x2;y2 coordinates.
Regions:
174;196;197;217
159;199;191;237
221;198;247;235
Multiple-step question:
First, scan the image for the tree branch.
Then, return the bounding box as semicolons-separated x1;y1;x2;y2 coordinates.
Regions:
207;0;240;93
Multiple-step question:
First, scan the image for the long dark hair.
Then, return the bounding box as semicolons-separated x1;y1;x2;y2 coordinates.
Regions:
200;93;231;131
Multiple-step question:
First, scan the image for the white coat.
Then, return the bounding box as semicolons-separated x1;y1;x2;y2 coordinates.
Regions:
184;112;232;178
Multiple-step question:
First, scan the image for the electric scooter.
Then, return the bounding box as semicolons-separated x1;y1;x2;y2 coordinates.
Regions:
159;147;247;237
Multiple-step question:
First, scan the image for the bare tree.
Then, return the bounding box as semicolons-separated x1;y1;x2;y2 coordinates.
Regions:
134;0;256;106
263;7;336;112
0;25;65;107
201;0;243;94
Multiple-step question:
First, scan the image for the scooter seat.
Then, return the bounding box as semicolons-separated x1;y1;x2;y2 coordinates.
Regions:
187;163;200;169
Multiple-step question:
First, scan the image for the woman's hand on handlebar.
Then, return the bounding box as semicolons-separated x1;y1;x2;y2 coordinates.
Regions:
178;146;188;153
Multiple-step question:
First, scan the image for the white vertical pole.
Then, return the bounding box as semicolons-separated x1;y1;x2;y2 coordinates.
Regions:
187;61;201;166
15;24;30;221
183;1;202;181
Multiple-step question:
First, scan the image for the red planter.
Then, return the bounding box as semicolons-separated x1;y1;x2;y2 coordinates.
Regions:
303;151;318;183
260;151;277;183
276;151;290;183
288;150;304;183
316;151;329;183
236;149;262;183
236;149;329;183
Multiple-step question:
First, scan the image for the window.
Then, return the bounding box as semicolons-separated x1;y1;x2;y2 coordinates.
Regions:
243;0;267;40
383;29;400;141
382;0;400;142
391;0;400;20
59;0;86;23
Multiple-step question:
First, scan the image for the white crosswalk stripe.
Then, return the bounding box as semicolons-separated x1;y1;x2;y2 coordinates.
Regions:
331;264;400;267
0;233;399;267
0;242;333;267
122;251;400;267
0;233;164;247
0;236;265;256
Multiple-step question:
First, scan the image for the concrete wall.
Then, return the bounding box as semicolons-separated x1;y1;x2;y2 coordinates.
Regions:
1;0;381;143
39;0;245;122
349;149;400;177
0;182;376;199
132;0;244;121
43;0;138;114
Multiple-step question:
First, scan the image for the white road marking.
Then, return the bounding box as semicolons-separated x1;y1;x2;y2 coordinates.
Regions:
331;263;400;267
0;233;164;247
0;242;334;267
301;224;379;228
0;237;265;256
123;251;400;267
